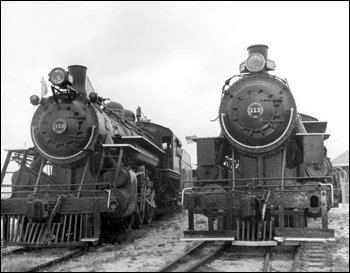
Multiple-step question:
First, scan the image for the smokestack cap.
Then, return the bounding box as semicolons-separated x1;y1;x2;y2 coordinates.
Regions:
247;44;269;60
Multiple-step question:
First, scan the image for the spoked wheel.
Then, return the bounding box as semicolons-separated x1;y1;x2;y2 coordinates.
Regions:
134;206;145;228
145;202;154;224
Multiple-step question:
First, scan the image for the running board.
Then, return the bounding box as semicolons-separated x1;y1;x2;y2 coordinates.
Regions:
181;237;235;241
274;237;335;242
181;237;277;245
231;241;277;246
182;230;236;241
275;227;335;241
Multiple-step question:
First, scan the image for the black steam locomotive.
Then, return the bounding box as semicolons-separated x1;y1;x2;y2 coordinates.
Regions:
1;65;192;247
182;45;340;245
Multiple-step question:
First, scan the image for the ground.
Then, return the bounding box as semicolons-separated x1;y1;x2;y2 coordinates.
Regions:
328;204;349;272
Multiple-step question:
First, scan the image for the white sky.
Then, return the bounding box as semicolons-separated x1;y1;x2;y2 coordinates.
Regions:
1;1;349;168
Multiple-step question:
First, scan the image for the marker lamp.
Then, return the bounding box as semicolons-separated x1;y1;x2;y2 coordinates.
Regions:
30;95;40;106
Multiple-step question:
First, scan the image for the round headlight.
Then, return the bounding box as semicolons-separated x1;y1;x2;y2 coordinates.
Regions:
246;53;266;72
48;67;67;86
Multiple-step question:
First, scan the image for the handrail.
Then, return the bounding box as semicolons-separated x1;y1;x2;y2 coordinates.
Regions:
181;187;194;207
182;176;333;187
181;183;334;206
1;182;113;188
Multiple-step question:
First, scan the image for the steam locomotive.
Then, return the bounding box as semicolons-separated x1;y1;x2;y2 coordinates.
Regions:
182;45;340;245
1;65;192;247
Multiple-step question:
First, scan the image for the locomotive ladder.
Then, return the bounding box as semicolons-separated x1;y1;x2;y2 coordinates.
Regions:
95;144;143;195
96;143;159;192
1;148;33;186
95;144;149;197
95;145;124;198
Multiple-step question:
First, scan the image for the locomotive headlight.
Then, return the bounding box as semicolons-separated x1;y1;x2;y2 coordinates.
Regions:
246;53;266;72
48;67;67;87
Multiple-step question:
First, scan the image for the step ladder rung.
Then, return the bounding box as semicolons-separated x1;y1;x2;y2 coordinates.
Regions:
81;238;99;242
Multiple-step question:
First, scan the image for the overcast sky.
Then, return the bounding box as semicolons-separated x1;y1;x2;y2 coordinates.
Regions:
1;1;349;168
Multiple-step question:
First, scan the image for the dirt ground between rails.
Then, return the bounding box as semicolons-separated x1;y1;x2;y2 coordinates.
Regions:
48;211;206;272
1;205;349;272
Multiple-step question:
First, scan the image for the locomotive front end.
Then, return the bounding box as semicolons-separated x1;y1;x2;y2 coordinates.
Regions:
31;65;105;165
219;45;298;154
1;66;111;247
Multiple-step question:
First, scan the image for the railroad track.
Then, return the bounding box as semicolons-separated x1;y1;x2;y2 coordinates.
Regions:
157;241;230;272
265;245;301;272
158;242;305;272
1;246;88;272
294;242;333;272
25;247;87;272
1;246;28;256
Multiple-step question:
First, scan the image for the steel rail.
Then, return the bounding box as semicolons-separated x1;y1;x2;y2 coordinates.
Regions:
262;246;272;272
157;241;208;272
24;247;87;272
158;241;231;272
183;244;231;272
292;245;302;272
1;246;27;256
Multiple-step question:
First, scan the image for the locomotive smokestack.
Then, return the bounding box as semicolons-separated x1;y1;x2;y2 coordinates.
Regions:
247;44;268;60
68;65;87;95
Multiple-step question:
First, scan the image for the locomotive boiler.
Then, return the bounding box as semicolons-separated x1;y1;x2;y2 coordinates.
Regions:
182;45;340;244
1;65;192;247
